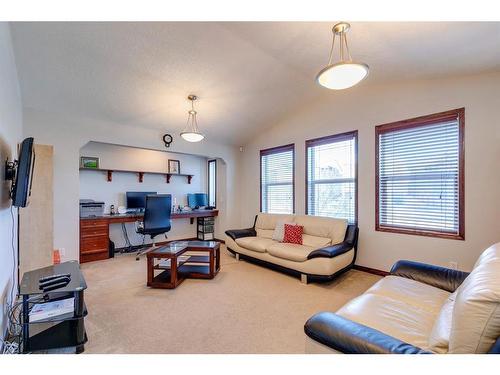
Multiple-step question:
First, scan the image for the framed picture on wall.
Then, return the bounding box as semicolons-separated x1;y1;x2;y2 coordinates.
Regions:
168;159;180;174
80;156;100;169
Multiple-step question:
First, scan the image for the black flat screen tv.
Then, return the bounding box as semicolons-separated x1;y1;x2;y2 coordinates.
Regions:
11;137;35;207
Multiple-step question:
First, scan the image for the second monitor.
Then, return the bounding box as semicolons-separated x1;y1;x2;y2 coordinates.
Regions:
187;193;208;209
126;191;157;212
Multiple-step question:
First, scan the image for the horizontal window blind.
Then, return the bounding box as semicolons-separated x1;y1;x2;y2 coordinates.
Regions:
306;132;357;223
377;109;464;239
260;145;294;214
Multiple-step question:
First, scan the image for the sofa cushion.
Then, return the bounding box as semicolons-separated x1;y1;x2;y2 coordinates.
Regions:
283;224;303;245
336;293;437;350
255;213;295;231
366;276;450;315
302;234;331;249
449;242;500;353
272;220;294;242
266;242;315;262
473;241;500;269
428;290;457;353
235;237;277;253
256;229;274;239
294;215;347;245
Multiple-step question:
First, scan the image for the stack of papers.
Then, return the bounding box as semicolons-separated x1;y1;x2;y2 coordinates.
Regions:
29;297;75;323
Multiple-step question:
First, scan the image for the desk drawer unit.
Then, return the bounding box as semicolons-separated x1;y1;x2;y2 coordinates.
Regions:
80;218;109;263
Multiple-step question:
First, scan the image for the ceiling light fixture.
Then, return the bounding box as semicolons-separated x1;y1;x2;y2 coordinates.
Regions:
316;22;369;90
180;95;205;142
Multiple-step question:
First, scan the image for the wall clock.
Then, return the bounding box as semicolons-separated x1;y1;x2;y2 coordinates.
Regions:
162;134;173;148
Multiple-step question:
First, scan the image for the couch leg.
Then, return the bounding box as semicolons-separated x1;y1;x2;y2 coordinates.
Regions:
301;274;308;284
235;253;240;261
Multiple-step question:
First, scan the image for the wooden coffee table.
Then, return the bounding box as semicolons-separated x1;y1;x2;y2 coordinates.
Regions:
146;241;220;289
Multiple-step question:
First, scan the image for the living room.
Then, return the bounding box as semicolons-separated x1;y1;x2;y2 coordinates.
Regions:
1;0;499;373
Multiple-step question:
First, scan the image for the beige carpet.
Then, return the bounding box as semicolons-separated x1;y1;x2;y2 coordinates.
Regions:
80;245;381;353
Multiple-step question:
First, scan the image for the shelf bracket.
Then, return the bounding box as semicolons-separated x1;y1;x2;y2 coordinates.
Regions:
138;172;144;183
166;174;171;183
187;175;193;184
107;170;113;182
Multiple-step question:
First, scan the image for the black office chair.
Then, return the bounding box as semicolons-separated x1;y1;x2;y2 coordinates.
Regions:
135;194;172;260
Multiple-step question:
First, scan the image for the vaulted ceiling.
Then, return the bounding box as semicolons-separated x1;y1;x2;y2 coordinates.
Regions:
10;22;500;145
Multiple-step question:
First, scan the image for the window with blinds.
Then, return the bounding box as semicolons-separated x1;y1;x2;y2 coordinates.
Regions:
260;144;294;214
306;131;357;223
208;159;216;207
376;108;465;240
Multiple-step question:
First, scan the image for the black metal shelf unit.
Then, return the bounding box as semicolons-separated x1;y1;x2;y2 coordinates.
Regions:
197;216;215;240
19;261;88;353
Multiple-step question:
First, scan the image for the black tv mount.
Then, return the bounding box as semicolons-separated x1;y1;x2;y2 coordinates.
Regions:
5;158;18;181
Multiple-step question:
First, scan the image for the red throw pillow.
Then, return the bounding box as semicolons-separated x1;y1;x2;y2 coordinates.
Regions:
283;224;303;245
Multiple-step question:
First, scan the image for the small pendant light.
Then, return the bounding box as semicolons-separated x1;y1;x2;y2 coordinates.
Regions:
180;95;205;142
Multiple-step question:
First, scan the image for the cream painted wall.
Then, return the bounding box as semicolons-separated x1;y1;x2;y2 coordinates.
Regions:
0;23;23;338
79;142;209;247
240;72;500;272
23;108;242;263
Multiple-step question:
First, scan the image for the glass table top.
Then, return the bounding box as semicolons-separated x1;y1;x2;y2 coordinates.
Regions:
152;241;189;255
151;241;219;255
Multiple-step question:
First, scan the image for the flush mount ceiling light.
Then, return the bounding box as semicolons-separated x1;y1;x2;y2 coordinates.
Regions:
180;95;205;142
316;22;369;90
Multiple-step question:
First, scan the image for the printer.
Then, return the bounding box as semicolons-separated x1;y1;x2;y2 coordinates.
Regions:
79;199;105;218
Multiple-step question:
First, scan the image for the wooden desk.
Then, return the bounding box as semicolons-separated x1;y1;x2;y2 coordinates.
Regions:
79;210;218;263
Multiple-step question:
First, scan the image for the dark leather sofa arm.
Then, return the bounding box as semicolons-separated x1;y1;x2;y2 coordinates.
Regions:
225;215;258;241
390;260;469;293
307;224;358;260
304;312;430;354
225;228;256;241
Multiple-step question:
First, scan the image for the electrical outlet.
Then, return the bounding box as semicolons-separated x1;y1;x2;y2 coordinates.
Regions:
449;261;458;270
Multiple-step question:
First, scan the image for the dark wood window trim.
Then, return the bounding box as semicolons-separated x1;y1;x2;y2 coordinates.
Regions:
207;159;217;208
305;130;358;223
375;108;465;240
260;143;295;214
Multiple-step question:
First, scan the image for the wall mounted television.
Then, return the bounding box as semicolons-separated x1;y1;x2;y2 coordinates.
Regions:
5;137;36;208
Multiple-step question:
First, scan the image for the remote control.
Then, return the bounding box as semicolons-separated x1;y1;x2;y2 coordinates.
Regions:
39;276;71;289
39;273;71;283
40;280;71;292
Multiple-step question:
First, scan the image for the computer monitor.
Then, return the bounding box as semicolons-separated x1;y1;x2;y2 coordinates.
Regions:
187;193;208;209
126;192;157;210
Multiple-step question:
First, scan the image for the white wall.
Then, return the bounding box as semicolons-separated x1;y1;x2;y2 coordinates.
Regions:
23;108;242;262
240;72;500;272
0;23;23;338
79;142;209;247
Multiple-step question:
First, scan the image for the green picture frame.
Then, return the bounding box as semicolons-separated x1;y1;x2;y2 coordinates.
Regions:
80;156;100;169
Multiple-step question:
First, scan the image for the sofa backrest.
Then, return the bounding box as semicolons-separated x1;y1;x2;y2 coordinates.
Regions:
448;242;500;353
294;215;347;245
255;213;295;239
254;213;348;246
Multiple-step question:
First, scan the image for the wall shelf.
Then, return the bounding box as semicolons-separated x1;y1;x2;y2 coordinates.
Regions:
79;167;193;184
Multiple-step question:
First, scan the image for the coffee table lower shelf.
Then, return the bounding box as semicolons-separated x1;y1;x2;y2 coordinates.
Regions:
147;241;220;289
148;264;213;289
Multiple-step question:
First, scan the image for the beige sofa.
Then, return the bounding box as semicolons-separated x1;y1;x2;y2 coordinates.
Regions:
225;213;358;283
304;242;500;354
